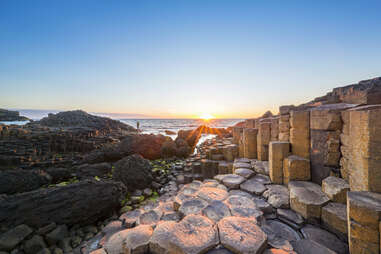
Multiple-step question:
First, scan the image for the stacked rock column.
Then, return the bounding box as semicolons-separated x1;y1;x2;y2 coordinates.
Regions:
290;110;310;159
269;141;290;184
257;121;271;161
309;107;343;183
243;128;257;159
279;105;294;142
347;106;381;192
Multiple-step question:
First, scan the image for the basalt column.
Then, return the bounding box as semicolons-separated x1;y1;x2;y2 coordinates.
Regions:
309;105;346;183
257;122;271;161
243;128;258;159
290;110;310;159
232;127;243;145
348;106;381;192
278;105;294;142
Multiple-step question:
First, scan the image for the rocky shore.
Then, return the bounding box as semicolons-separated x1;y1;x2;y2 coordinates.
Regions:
1;76;381;254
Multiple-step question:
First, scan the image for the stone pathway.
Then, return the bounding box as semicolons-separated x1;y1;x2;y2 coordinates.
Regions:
85;155;349;254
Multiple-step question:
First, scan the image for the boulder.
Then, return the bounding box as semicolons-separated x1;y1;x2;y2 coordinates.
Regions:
76;162;112;179
0;224;33;251
0;179;126;228
112;154;153;190
218;216;267;254
0;169;51;195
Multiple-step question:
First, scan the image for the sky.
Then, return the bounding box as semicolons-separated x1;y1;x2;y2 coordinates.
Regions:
1;1;381;119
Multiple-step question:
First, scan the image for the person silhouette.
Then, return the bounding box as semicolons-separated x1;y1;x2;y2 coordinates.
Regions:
137;121;140;131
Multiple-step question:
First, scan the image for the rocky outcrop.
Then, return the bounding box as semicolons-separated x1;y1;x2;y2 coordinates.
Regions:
35;110;135;132
0;179;126;228
112;154;153;190
0;109;29;121
0;169;51;194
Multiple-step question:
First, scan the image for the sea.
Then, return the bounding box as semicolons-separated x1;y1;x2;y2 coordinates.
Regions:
0;110;243;144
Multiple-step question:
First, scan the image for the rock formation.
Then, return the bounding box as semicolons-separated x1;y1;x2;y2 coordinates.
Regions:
0;109;29;121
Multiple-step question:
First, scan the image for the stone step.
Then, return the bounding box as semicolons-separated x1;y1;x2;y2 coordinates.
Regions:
283;155;310;184
288;181;329;220
321;202;348;237
321;176;349;204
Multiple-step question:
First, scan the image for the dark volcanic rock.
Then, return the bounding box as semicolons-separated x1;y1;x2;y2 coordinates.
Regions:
112;154;153;190
36;110;135;132
76;162;112;179
0;169;51;195
0;109;29;121
0;179;126;228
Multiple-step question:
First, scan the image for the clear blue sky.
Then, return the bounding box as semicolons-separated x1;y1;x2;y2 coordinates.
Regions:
1;0;380;118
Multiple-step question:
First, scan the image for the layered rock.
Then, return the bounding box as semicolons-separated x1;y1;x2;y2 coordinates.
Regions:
0;179;126;228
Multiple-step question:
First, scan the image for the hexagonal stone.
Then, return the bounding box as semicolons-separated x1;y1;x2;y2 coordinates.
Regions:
228;190;254;199
174;191;198;211
197;187;229;203
322;176;349;203
301;224;348;254
276;209;304;229
214;174;227;182
218;216;267;254
252;160;269;175
202;201;232;222
161;212;182;222
104;225;153;254
252;174;271;185
288;181;330;220
168;215;219;254
230;207;264;223
138;210;163;226
240;179;266;195
216;184;228;191
224;195;256;210
233;162;252;170
206;247;234;254
179;198;208;216
234;168;255;179
149;221;176;254
262;220;301;248
203;180;219;188
221;174;246;189
321;202;347;235
252;197;273;214
292;239;337;254
263;185;290;209
263;249;296;254
235;158;251;164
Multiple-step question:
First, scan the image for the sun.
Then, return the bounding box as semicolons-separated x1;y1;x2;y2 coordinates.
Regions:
200;113;214;120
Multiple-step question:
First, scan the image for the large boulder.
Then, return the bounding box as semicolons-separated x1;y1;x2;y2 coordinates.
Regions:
112;154;153;190
0;179;126;228
0;169;51;195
